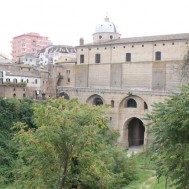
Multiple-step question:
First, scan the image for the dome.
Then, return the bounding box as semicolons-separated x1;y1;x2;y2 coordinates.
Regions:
95;16;117;33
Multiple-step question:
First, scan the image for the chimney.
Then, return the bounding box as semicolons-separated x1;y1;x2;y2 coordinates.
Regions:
79;38;84;45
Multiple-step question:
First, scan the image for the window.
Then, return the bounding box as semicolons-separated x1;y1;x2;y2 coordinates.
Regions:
144;102;148;110
99;35;102;39
0;71;3;77
155;51;161;61
126;53;131;62
13;78;17;83
23;93;26;98
110;35;113;39
95;54;100;63
35;79;37;84
13;93;16;98
126;99;137;108
6;78;10;83
0;78;3;84
80;55;84;63
27;79;29;83
111;100;114;108
66;70;70;83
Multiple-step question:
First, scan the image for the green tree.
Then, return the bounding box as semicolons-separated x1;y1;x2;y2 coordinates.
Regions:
13;97;136;189
146;84;189;189
0;98;34;184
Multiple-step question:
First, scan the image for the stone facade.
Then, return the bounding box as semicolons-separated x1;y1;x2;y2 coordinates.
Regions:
2;17;188;148
0;63;49;99
55;17;189;148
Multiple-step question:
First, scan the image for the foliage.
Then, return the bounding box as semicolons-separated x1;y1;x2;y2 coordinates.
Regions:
0;97;35;185
146;84;189;189
13;97;137;189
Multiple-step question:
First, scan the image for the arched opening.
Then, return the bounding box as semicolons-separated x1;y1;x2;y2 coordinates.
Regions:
93;97;103;106
128;118;145;146
126;99;137;108
58;92;70;100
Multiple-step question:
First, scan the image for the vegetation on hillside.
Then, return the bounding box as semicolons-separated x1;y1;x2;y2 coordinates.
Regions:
0;97;34;184
146;84;189;189
0;97;137;189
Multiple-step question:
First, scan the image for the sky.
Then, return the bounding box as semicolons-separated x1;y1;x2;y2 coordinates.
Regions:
1;0;189;58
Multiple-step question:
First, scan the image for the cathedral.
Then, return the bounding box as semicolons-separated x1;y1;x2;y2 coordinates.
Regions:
54;16;189;147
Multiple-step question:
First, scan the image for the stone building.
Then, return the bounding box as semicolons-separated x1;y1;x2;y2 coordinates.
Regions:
55;16;189;148
0;63;49;99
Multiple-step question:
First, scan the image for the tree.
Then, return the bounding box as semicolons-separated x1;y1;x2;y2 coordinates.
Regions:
146;84;189;189
13;97;137;189
0;98;34;185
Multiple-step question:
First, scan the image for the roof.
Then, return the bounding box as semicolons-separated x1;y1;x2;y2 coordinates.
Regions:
78;33;189;47
95;16;117;33
38;45;76;54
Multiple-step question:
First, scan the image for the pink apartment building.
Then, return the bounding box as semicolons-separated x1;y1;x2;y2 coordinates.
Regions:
11;32;52;63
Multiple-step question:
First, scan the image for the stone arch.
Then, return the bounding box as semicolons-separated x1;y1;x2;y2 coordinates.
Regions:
123;117;145;147
119;95;148;109
58;92;70;100
86;94;105;106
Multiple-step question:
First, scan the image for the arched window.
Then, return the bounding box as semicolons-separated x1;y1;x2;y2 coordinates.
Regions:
127;99;137;108
13;93;16;98
144;102;148;110
93;98;103;106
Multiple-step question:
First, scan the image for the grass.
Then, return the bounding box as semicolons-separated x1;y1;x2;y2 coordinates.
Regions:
123;151;176;189
0;186;15;189
123;169;153;189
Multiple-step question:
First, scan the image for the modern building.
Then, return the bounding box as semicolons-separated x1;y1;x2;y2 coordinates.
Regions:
54;16;189;148
11;32;52;63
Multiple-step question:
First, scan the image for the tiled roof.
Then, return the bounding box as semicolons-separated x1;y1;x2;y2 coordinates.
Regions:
47;45;76;54
79;33;189;47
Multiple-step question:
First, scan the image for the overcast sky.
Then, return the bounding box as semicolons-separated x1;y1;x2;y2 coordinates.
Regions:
1;0;189;58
